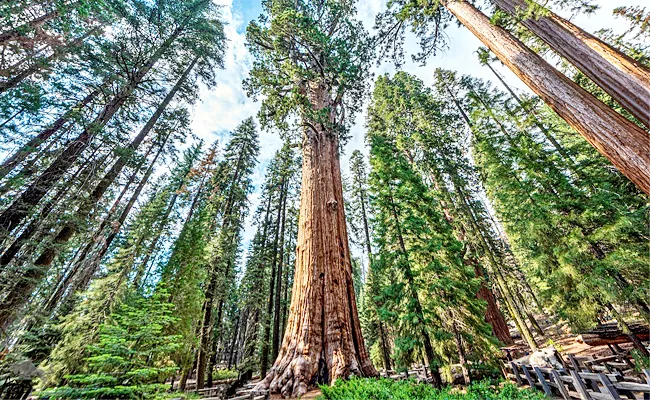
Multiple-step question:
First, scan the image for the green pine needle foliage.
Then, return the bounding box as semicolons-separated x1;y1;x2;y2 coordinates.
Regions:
39;290;180;399
319;378;547;400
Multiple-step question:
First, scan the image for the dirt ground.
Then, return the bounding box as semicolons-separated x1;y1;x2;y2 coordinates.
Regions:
502;318;635;361
270;388;322;399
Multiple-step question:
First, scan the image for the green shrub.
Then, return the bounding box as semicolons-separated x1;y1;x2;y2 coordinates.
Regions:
212;368;238;381
319;378;547;400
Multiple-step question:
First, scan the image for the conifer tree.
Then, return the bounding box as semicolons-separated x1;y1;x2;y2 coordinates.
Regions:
245;0;377;393
195;118;259;389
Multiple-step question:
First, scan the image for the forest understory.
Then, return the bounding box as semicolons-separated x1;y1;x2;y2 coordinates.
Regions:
0;0;649;399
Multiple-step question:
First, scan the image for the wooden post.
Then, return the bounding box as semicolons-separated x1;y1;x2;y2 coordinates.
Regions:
568;354;583;372
570;370;593;400
522;365;537;389
510;362;523;386
533;367;553;396
551;369;571;400
598;373;622;400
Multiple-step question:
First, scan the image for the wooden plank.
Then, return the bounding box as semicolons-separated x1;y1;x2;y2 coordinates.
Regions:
511;362;523;386
522;366;537;389
534;367;554;396
571;369;594;400
599;373;622;400
570;354;585;372
552;369;572;400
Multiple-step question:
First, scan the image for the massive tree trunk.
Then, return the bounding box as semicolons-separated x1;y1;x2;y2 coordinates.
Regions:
443;0;650;196
256;82;376;398
492;0;650;128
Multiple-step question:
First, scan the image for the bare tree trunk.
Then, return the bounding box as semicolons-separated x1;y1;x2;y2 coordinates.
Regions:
451;316;470;385
0;87;100;181
260;176;285;377
256;82;376;398
443;0;650;195
492;0;650;128
272;184;287;360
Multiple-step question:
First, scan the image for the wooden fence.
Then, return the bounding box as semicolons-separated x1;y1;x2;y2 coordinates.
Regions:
504;352;650;399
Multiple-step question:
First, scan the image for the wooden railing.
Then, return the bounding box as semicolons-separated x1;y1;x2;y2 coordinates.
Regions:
504;355;650;399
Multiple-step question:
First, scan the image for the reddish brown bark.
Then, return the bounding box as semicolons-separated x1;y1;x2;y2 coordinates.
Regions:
256;82;376;397
443;0;650;196
493;0;650;128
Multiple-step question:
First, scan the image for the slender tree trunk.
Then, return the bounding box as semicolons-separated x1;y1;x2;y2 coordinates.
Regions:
206;300;224;388
43;139;156;312
58;141;164;309
483;60;579;167
378;320;391;374
197;145;249;389
196;290;215;390
228;313;240;369
0;7;61;44
387;190;443;387
443;0;650;195
0;156;89;272
355;163;394;372
260;176;285;377
272;185;287;360
0;128;173;325
427;157;513;345
450;316;470;384
0;27;101;93
256;82;376;398
492;0;650;128
0;59;191;308
0;87;100;181
0;23;184;240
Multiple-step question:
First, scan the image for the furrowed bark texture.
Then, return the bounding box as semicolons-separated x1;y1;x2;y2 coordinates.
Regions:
493;0;650;128
256;82;376;398
444;0;650;196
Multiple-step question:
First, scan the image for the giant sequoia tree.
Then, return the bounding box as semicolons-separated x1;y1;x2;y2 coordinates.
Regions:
245;0;377;395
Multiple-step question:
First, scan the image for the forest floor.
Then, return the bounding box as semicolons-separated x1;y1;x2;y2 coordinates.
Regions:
503;317;634;361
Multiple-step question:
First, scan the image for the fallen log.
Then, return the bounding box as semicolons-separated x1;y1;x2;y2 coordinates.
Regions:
576;322;650;346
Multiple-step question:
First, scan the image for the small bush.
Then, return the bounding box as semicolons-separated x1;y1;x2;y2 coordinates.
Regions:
319;377;547;400
212;368;238;381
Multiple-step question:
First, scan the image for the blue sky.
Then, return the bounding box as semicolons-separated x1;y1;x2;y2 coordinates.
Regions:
187;0;644;267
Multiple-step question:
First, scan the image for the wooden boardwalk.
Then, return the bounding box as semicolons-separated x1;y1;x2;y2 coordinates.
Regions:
504;351;650;399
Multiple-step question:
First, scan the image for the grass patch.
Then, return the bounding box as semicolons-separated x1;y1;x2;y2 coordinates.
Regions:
319;378;547;399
